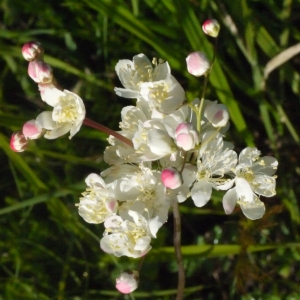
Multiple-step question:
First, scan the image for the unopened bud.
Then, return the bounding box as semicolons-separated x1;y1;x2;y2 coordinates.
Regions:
202;19;220;38
116;270;139;294
22;41;44;61
204;101;229;127
10;131;28;152
28;61;53;83
186;52;210;77
175;122;199;151
161;167;182;189
22;120;43;140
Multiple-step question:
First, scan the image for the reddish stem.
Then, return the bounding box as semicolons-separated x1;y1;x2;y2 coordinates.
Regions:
83;118;133;148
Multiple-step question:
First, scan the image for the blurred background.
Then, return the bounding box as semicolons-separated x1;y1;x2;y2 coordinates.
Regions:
1;0;300;299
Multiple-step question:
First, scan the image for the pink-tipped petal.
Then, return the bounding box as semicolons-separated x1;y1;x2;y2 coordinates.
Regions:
186;52;210;77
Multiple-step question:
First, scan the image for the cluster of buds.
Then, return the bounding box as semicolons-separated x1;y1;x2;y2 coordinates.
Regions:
10;41;86;152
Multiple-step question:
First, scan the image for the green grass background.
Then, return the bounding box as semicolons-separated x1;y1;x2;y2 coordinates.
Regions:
1;0;300;299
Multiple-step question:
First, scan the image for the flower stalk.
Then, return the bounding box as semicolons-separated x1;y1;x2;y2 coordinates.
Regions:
83;118;133;148
173;200;185;300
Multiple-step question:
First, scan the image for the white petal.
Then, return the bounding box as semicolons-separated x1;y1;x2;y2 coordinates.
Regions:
115;59;134;76
235;177;254;203
239;147;261;166
134;236;151;251
44;123;71;139
36;111;56;129
148;216;162;238
240;199;265;220
43;88;64;106
191;180;212;207
104;215;123;228
148;129;173;156
215;178;235;191
85;173;105;188
252;156;278;176
114;87;139;98
252;174;276;197
222;188;238;214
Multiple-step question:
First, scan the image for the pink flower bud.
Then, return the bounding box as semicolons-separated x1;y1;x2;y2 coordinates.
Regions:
22;41;44;61
28;61;53;83
204;101;229;127
22;120;43;140
161;167;182;189
10;131;29;152
175;122;199;151
116;270;139;294
202;19;220;38
186;52;210;77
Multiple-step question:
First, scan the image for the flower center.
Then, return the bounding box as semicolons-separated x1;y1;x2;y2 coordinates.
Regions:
149;83;169;103
54;96;78;123
238;167;254;182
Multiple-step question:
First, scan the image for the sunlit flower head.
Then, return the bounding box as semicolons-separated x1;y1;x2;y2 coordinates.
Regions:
36;89;86;139
140;74;186;114
222;147;278;220
77;173;118;224
114;54;170;98
100;211;152;258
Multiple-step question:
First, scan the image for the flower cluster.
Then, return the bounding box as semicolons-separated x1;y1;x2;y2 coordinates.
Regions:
10;41;85;152
77;52;278;260
12;20;278;295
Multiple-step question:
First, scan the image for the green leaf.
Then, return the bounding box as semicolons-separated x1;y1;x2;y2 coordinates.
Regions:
0;133;48;191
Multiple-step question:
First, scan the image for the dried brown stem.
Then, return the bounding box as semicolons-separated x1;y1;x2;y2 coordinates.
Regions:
173;200;185;300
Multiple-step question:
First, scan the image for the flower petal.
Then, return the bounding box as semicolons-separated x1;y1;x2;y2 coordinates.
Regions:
239;198;266;220
222;187;238;214
191;180;212;207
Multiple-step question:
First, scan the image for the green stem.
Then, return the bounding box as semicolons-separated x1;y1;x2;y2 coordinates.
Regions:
197;37;219;133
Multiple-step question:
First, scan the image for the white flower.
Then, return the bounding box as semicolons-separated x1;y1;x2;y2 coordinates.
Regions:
36;89;85;139
114;54;170;98
77;173;117;224
140;74;185;114
190;133;237;207
132;120;176;161
222;147;278;220
100;211;152;258
108;164;170;237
